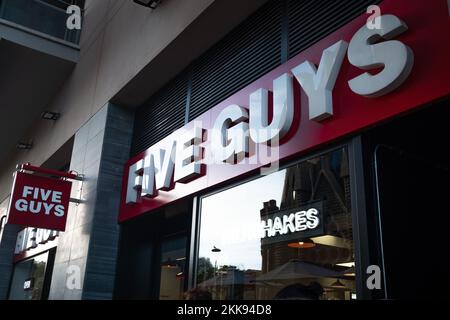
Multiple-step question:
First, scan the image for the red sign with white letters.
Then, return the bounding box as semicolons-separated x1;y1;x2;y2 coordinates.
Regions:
119;0;450;223
7;172;72;231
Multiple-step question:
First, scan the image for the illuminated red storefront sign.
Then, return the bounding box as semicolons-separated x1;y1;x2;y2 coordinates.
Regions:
7;172;72;231
119;0;450;222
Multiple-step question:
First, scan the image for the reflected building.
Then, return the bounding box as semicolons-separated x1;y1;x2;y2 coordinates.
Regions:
259;149;355;299
197;147;357;300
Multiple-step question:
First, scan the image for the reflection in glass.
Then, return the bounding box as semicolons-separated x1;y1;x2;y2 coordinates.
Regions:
8;251;49;300
197;148;356;300
159;236;187;300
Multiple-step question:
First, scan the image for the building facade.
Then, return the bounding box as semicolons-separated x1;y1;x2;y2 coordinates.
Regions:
0;0;449;300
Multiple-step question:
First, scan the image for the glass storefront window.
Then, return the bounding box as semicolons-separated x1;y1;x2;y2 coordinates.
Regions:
8;251;50;300
196;147;356;300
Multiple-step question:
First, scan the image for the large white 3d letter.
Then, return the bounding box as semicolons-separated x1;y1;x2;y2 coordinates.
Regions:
154;140;176;191
174;126;205;183
291;40;348;121
249;73;294;144
212;105;249;164
141;154;156;198
348;14;414;97
126;159;143;204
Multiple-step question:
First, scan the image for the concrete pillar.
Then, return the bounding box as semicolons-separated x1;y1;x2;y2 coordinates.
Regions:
48;103;134;300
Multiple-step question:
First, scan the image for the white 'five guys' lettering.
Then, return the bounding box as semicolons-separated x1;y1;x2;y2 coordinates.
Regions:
126;14;413;204
15;186;65;217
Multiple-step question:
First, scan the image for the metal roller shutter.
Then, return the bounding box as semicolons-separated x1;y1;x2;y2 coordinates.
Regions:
188;0;283;121
131;73;188;155
288;0;382;58
131;0;382;156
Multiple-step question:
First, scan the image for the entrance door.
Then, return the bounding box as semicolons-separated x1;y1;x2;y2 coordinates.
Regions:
375;145;450;299
364;99;450;299
114;201;191;299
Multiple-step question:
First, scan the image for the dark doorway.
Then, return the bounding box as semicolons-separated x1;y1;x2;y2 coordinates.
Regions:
362;98;450;299
114;200;191;300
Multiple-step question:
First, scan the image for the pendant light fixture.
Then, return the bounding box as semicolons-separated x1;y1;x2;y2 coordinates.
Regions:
287;238;316;249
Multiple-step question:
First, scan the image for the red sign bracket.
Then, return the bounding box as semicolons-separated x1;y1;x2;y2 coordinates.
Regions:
16;163;85;205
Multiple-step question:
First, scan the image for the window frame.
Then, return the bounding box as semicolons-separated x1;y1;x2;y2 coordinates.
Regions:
7;247;56;300
187;136;372;299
